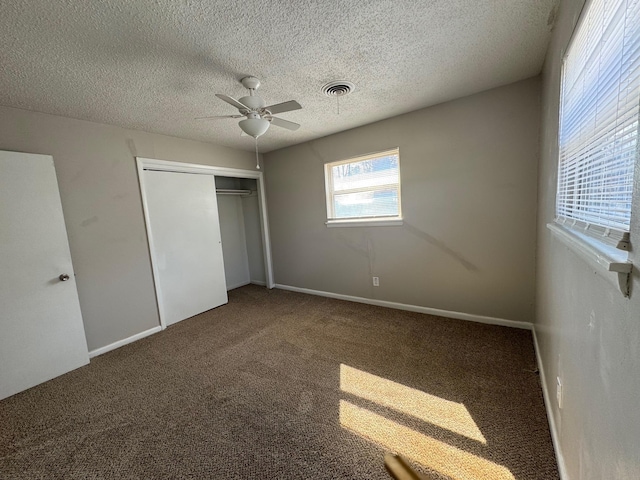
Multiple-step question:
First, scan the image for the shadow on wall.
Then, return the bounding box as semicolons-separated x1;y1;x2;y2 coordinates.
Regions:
330;222;479;274
403;222;479;272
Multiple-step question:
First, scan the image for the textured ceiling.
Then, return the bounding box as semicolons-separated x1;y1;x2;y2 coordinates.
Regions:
0;0;558;153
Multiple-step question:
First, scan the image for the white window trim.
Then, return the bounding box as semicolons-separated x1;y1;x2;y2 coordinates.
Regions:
547;222;632;297
324;148;402;227
326;218;404;228
553;216;630;250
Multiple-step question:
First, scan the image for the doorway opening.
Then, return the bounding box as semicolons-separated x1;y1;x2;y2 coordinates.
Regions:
215;176;267;290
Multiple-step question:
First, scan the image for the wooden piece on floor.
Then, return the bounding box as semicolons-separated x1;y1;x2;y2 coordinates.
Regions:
384;453;435;480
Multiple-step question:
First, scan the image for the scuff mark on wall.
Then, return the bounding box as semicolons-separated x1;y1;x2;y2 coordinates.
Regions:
126;139;137;157
547;1;559;28
68;168;86;185
403;221;479;272
307;141;326;164
107;237;128;244
80;216;99;227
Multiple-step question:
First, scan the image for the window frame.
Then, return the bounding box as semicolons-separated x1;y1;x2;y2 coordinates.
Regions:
324;148;403;227
549;0;637;296
553;0;637;250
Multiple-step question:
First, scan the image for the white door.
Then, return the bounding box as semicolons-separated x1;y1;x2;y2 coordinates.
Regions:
143;170;228;327
0;151;89;401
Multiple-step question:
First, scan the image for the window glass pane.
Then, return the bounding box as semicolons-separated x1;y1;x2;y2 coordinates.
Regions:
333;189;399;218
331;155;399;193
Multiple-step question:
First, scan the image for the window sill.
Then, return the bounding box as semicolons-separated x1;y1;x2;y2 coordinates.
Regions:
547;222;632;296
326;218;404;228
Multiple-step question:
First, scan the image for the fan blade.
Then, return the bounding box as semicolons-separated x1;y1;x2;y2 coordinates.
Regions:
215;94;250;111
195;115;244;119
269;116;300;131
264;100;302;115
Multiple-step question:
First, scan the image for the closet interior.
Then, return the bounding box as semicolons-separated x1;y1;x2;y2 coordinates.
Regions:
215;176;266;290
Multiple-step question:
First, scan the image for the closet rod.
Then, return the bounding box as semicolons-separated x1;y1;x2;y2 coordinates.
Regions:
216;189;253;196
142;170;254;196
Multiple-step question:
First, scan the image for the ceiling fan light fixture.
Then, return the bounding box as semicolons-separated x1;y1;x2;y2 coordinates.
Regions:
207;77;301;138
239;117;270;138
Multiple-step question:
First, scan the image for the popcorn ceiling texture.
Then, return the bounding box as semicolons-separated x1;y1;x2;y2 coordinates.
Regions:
0;0;557;153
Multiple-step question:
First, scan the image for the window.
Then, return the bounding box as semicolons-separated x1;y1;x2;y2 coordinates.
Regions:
324;148;402;226
556;0;640;250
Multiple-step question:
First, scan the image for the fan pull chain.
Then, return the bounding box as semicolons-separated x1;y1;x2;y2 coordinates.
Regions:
337;95;340;115
255;136;260;170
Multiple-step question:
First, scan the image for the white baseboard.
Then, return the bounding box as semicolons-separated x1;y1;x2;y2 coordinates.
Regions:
227;280;267;290
88;325;162;359
274;284;532;330
227;280;251;291
532;327;568;480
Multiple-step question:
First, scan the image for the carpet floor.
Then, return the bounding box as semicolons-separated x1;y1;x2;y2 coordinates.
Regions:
0;285;558;479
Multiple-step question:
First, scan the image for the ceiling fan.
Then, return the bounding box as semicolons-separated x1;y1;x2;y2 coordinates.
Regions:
198;76;302;138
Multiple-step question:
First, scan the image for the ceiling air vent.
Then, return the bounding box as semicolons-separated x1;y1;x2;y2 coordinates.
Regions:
322;81;355;97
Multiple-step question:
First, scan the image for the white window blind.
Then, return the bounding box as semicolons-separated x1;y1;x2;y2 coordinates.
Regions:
325;148;401;221
556;0;640;249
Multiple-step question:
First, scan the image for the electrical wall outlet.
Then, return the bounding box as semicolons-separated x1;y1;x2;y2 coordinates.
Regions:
556;376;563;409
372;276;379;287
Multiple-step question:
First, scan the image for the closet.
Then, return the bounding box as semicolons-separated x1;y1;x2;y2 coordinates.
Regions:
215;176;266;290
137;157;273;329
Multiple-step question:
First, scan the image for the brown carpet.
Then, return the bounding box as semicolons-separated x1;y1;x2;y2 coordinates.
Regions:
0;285;558;479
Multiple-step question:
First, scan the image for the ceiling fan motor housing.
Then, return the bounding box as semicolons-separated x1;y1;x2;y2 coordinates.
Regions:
239;95;266;110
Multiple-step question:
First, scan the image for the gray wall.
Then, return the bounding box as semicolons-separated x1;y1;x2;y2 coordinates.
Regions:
536;1;640;478
242;194;267;284
0;106;257;352
215;176;266;288
217;194;251;290
264;77;540;323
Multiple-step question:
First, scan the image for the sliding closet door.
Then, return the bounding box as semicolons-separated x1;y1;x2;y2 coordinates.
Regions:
143;171;227;326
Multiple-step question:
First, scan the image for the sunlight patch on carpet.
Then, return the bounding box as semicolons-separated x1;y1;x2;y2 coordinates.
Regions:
340;364;486;443
339;400;514;480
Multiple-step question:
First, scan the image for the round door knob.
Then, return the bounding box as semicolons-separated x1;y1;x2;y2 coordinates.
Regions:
59;274;70;282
